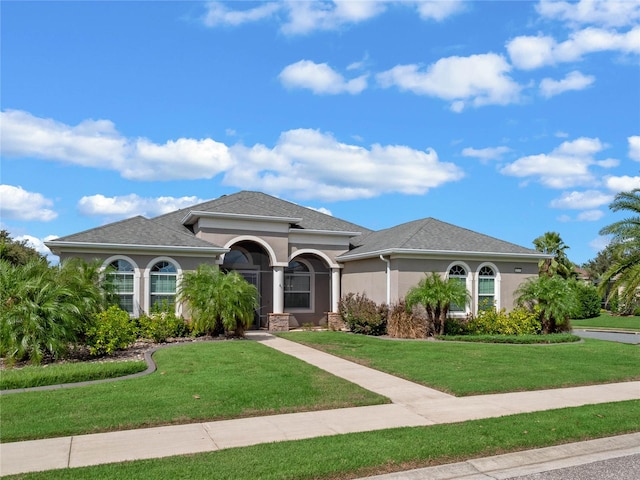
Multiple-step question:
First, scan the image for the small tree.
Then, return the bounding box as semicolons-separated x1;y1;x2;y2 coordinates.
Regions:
533;231;574;279
515;275;577;334
178;264;258;337
405;272;469;336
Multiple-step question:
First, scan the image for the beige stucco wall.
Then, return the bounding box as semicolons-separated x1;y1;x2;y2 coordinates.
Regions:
341;257;389;305
197;228;290;265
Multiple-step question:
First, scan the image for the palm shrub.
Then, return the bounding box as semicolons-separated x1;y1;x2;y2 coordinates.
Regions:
338;292;387;336
178;265;258;337
405;272;470;336
515;275;578;334
1;260;82;364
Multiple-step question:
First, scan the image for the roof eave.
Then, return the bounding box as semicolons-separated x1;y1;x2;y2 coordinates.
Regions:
337;248;551;262
45;241;228;257
182;210;303;226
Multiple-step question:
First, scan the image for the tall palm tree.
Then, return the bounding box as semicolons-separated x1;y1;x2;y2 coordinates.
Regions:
598;189;640;313
405;272;469;336
533;231;574;278
178;264;258;336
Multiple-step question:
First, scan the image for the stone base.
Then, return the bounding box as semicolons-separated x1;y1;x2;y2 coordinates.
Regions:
268;313;291;332
327;312;346;331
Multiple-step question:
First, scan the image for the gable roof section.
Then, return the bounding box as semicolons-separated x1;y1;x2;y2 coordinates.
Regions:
46;216;224;254
153;191;371;235
338;217;546;261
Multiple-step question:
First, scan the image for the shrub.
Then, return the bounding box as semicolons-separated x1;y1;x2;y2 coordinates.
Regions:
387;300;427;339
569;281;601;319
444;316;470;335
338;293;387;336
137;309;189;343
85;306;138;356
467;306;541;336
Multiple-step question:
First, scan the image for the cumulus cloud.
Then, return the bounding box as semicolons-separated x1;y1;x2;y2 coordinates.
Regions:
507;27;640;70
15;234;59;262
549;190;613;209
201;1;467;34
577;210;604;221
78;194;206;220
279;60;368;94
629;135;640;161
604;175;640;192
376;53;521;111
461;146;511;162
539;70;595;97
202;1;281;27
0;185;57;221
500;137;613;188
0;110;233;181
224;128;464;201
1;110;463;202
537;0;640;28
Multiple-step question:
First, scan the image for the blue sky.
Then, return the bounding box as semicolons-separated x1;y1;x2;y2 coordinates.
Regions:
1;0;639;265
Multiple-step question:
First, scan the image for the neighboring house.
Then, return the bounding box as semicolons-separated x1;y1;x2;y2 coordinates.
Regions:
46;191;548;329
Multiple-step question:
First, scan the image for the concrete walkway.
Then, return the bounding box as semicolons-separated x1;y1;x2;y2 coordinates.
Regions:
1;332;639;476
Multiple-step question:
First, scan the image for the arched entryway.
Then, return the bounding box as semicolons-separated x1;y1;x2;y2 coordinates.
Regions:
222;240;273;329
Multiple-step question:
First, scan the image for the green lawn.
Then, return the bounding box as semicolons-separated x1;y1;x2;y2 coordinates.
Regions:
572;313;640;332
0;341;386;442
1;361;147;390
278;331;640;396
6;400;639;480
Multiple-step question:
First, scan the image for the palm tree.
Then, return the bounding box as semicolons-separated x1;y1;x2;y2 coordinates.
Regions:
515;275;577;334
405;272;469;336
598;189;640;313
178;264;258;337
533;231;574;279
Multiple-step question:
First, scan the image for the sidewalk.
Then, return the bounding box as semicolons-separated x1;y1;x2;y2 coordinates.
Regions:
1;332;639;476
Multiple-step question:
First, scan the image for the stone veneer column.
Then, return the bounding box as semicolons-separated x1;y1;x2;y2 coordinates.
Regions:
268;313;291;331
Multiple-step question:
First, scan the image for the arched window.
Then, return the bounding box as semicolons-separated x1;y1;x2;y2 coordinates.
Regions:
150;260;177;311
223;248;251;266
478;265;496;311
284;260;311;309
108;259;135;314
448;264;467;313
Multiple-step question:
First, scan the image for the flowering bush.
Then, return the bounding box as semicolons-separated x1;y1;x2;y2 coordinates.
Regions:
85;306;138;356
467;306;541;335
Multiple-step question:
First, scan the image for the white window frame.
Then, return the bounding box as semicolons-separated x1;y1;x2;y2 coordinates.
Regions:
475;262;500;314
446;261;471;316
143;257;182;316
102;255;141;317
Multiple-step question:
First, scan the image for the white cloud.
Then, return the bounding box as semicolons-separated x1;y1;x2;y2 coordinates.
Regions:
202;2;281;27
201;1;466;35
507;26;640;69
549;190;613;209
279;60;368;94
376;53;521;111
224;128;464;201
0;185;57;221
629;135;640;161
15;234;58;262
604;175;640;192
305;206;333;216
0;110;233;181
539;70;595;97
577;209;605;221
461;146;512;162
589;235;610;252
78;194;206;220
537;0;640;28
501;137;612;188
415;0;466;21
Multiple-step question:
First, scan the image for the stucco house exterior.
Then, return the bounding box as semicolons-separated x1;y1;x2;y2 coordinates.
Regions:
46;191;547;330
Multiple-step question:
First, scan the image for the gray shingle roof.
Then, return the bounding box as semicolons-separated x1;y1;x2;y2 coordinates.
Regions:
339;217;542;259
50;216;219;248
153;191;371;235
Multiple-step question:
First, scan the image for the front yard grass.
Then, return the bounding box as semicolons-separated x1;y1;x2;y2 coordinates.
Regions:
571;313;640;332
0;341;386;443
0;361;147;390
6;400;639;480
278;331;640;396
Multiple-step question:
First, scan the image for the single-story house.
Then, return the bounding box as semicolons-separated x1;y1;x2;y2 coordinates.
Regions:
46;191;548;330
